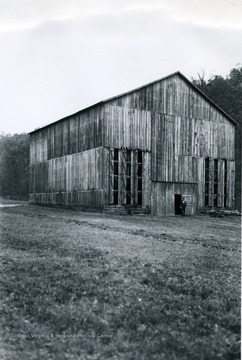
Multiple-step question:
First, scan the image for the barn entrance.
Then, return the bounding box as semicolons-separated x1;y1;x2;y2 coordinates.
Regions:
174;194;182;215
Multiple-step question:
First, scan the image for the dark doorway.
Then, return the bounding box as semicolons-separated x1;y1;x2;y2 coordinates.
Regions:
175;194;182;215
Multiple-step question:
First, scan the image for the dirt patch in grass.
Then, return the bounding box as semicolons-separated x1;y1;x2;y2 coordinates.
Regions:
0;205;240;360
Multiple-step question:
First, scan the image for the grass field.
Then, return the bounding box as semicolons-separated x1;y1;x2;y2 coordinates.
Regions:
0;202;240;360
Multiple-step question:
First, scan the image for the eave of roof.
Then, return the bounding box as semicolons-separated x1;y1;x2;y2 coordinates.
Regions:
29;71;237;134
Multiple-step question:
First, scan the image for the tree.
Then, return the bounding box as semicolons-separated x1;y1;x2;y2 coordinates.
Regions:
192;67;242;211
0;133;29;199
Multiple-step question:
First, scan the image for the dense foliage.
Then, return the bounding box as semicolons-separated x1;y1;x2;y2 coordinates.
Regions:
192;67;242;211
0;133;29;199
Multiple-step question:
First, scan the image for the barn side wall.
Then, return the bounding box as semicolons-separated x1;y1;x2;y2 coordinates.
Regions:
29;145;152;210
30;105;104;164
29;147;104;207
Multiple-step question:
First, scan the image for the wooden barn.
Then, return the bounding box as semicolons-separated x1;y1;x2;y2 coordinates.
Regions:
29;71;236;215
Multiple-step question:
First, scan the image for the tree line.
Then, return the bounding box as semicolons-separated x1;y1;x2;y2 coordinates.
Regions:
0;67;241;209
0;133;29;200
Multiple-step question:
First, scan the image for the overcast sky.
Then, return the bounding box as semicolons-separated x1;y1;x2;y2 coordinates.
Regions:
0;0;241;134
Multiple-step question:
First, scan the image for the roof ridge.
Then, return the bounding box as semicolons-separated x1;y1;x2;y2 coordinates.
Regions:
29;71;237;133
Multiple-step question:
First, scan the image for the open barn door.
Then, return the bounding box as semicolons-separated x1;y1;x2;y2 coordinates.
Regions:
174;194;182;215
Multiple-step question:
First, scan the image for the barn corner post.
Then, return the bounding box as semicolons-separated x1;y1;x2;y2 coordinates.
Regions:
28;72;236;216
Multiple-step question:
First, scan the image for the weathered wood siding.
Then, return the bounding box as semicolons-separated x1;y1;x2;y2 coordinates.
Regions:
30;106;104;163
108;76;178;114
102;104;151;151
29;146;152;209
149;76;235;210
108;73;235;210
151;182;197;215
29;147;104;206
108;74;234;124
29;73;235;212
151;114;235;183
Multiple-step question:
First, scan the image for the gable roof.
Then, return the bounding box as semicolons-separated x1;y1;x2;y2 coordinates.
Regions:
29;71;237;134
